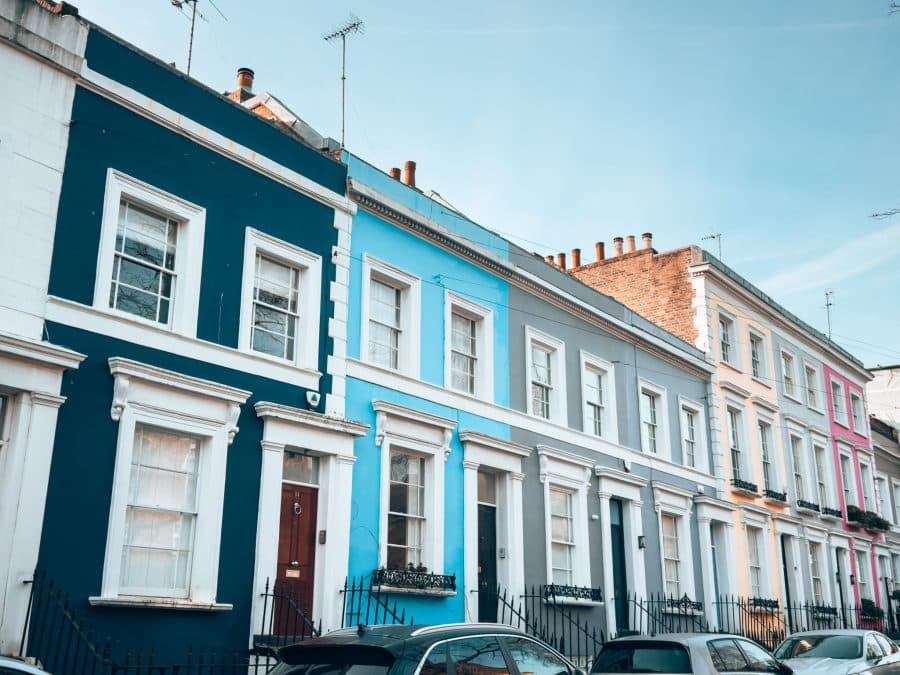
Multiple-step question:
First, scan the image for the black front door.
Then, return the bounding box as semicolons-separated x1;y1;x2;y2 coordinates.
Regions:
610;499;628;633
478;503;498;621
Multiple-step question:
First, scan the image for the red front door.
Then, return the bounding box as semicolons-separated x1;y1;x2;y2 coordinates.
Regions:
274;483;318;635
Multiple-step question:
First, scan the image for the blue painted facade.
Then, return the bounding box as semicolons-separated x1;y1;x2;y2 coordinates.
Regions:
33;22;352;662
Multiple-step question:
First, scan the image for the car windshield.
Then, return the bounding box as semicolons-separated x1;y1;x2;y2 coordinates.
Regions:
774;636;862;660
592;642;692;673
272;645;394;675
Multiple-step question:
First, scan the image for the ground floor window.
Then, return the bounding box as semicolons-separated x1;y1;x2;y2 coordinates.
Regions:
387;450;426;569
661;514;681;597
549;488;574;585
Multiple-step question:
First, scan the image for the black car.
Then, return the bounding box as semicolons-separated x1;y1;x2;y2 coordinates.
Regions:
271;623;583;675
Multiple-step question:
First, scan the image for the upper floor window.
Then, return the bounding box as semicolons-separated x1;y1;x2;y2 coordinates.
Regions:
759;421;774;491
362;257;421;377
804;365;820;409
790;435;806;502
831;379;847;425
809;542;824;606
444;293;494;401
850;392;865;434
239;228;322;371
814;443;829;508
525;327;567;424
876;475;891;522
747;526;763;598
781;351;797;399
860;461;874;512
719;314;736;366
727;407;744;481
749;333;765;379
580;352;617;442
840;453;856;507
639;380;669;458
94;170;205;335
681;407;697;468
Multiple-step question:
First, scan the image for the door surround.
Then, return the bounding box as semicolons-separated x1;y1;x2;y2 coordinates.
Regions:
460;431;531;622
250;402;368;643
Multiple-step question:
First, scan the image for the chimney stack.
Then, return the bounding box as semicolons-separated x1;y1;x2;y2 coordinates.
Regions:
642;232;653;250
571;248;581;268
626;235;636;253
403;160;417;188
236;67;254;93
595;242;605;262
613;237;624;257
556;252;567;269
389;167;401;181
544;255;554;265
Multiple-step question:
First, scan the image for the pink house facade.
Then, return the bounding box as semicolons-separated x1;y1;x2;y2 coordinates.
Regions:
824;364;883;609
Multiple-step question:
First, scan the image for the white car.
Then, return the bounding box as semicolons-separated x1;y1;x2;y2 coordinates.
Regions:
592;633;791;674
0;656;47;675
773;630;900;675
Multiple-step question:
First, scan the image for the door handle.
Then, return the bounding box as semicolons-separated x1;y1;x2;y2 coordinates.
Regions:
290;561;299;566
294;501;302;515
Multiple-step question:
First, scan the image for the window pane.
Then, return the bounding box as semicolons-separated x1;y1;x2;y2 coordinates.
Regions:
708;640;748;671
370;280;400;327
594;643;692;674
505;637;571;675
477;472;497;504
447;637;509;675
283;452;319;484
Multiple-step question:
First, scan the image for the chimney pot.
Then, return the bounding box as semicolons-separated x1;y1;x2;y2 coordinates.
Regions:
613;237;624;257
571;248;581;268
556;252;567;269
642;232;653;250
389;167;401;180
544;255;554;265
595;242;605;261
626;235;636;253
236;67;254;92
403;160;417;188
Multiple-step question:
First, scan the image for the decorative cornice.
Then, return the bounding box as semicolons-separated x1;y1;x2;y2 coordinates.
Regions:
719;379;752;400
29;392;66;409
372;399;456;459
0;331;85;370
749;395;779;413
458;430;531;458
108;357;251;405
254;401;370;437
595;467;649;489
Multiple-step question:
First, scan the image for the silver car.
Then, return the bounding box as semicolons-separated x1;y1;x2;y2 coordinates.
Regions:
0;656;48;675
592;633;791;674
773;630;900;675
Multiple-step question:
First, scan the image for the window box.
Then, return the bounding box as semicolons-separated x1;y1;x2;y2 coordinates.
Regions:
847;504;864;524
796;499;821;513
749;597;779;612
890;590;900;603
860;598;884;619
731;478;759;495
763;489;787;503
859;510;891;533
372;566;456;596
542;584;603;602
821;506;843;519
810;605;838;618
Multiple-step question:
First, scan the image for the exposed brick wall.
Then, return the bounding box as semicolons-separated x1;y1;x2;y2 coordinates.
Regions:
569;246;698;344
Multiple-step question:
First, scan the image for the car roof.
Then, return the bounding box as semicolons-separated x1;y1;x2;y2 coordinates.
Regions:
0;656;47;675
607;633;750;645
782;629;872;637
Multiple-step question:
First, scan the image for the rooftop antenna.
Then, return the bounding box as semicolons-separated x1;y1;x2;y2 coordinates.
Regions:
701;232;722;260
825;290;834;339
323;15;365;150
170;0;226;76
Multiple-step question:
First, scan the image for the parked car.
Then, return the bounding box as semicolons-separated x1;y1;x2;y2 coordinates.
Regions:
592;633;792;674
773;630;900;674
0;656;47;675
271;623;584;675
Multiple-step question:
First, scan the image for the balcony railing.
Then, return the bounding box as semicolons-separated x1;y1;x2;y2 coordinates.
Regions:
796;499;821;512
372;566;456;592
542;584;603;602
822;506;842;518
763;489;787;502
731;478;759;494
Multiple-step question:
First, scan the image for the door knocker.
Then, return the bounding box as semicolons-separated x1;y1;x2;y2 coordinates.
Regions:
294;501;302;515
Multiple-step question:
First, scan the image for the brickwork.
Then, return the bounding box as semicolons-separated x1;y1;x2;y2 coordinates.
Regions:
569;246;699;345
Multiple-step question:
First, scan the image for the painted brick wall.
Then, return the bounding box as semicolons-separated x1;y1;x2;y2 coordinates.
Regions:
569;246;698;345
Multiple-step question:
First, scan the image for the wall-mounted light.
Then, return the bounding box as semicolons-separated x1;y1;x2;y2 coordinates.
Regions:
850;574;856;586
637;536;646;549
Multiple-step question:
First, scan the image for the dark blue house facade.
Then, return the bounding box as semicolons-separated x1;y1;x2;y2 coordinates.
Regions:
30;15;366;664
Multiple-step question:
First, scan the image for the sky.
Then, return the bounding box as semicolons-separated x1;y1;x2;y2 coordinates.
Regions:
70;0;900;368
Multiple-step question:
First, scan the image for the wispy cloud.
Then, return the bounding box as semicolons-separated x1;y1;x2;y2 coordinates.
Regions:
759;221;900;296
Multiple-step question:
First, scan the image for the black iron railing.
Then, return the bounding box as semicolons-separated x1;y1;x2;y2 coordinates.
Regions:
253;578;320;654
341;575;414;627
542;585;603;602
763;489;787;502
797;499;821;512
623;593;709;636
731;478;759;494
822;506;843;518
715;595;787;651
372;567;456;592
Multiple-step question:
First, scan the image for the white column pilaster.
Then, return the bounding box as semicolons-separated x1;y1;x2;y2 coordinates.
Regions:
249;440;285;646
598;492;616;637
463;459;480;622
630;500;647;599
697;517;718;629
318;454;356;632
507;471;526;603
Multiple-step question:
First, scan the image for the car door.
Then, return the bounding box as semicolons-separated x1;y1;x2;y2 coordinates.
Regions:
863;634;889;675
707;638;783;675
873;634;900;673
501;636;574;675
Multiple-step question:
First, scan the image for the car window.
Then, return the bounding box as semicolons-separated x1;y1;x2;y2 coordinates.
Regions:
874;634;896;655
865;637;884;661
592;642;692;674
735;640;780;673
503;637;571;675
274;645;394;675
773;636;862;660
708;640;749;672
447;637;510;675
421;644;448;675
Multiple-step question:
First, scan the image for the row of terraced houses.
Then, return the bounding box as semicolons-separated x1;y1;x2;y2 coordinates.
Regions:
3;1;900;670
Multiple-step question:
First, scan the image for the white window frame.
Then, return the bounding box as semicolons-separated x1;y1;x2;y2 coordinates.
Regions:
893;479;900;527
639;379;670;460
579;351;618;443
856;549;872;601
652;484;697;600
525;326;567;424
742;509;773;599
537;446;593;591
373;401;455;576
726;405;748;484
678;396;707;472
360;255;421;378
812;437;832;510
831;378;848;427
808;539;827;606
876;473;892;523
718;312;738;368
748;330;766;380
850;391;866;437
780;349;800;402
746;525;764;598
803;362;822;411
94;358;249;608
839;447;858;509
860;460;875;512
444;292;494;402
237;228;322;372
789;432;808;504
756;413;778;494
93;169;206;336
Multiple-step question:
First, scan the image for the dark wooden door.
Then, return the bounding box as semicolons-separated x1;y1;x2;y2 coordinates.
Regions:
274;483;317;635
477;503;498;622
610;498;629;633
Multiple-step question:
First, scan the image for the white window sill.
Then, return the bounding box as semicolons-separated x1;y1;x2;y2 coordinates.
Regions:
807;405;825;415
834;418;850;429
784;394;804;405
719;360;743;375
371;585;456;598
751;376;771;389
89;596;233;611
543;597;604;608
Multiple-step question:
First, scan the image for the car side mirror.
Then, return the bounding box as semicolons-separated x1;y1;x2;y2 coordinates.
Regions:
777;662;793;675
